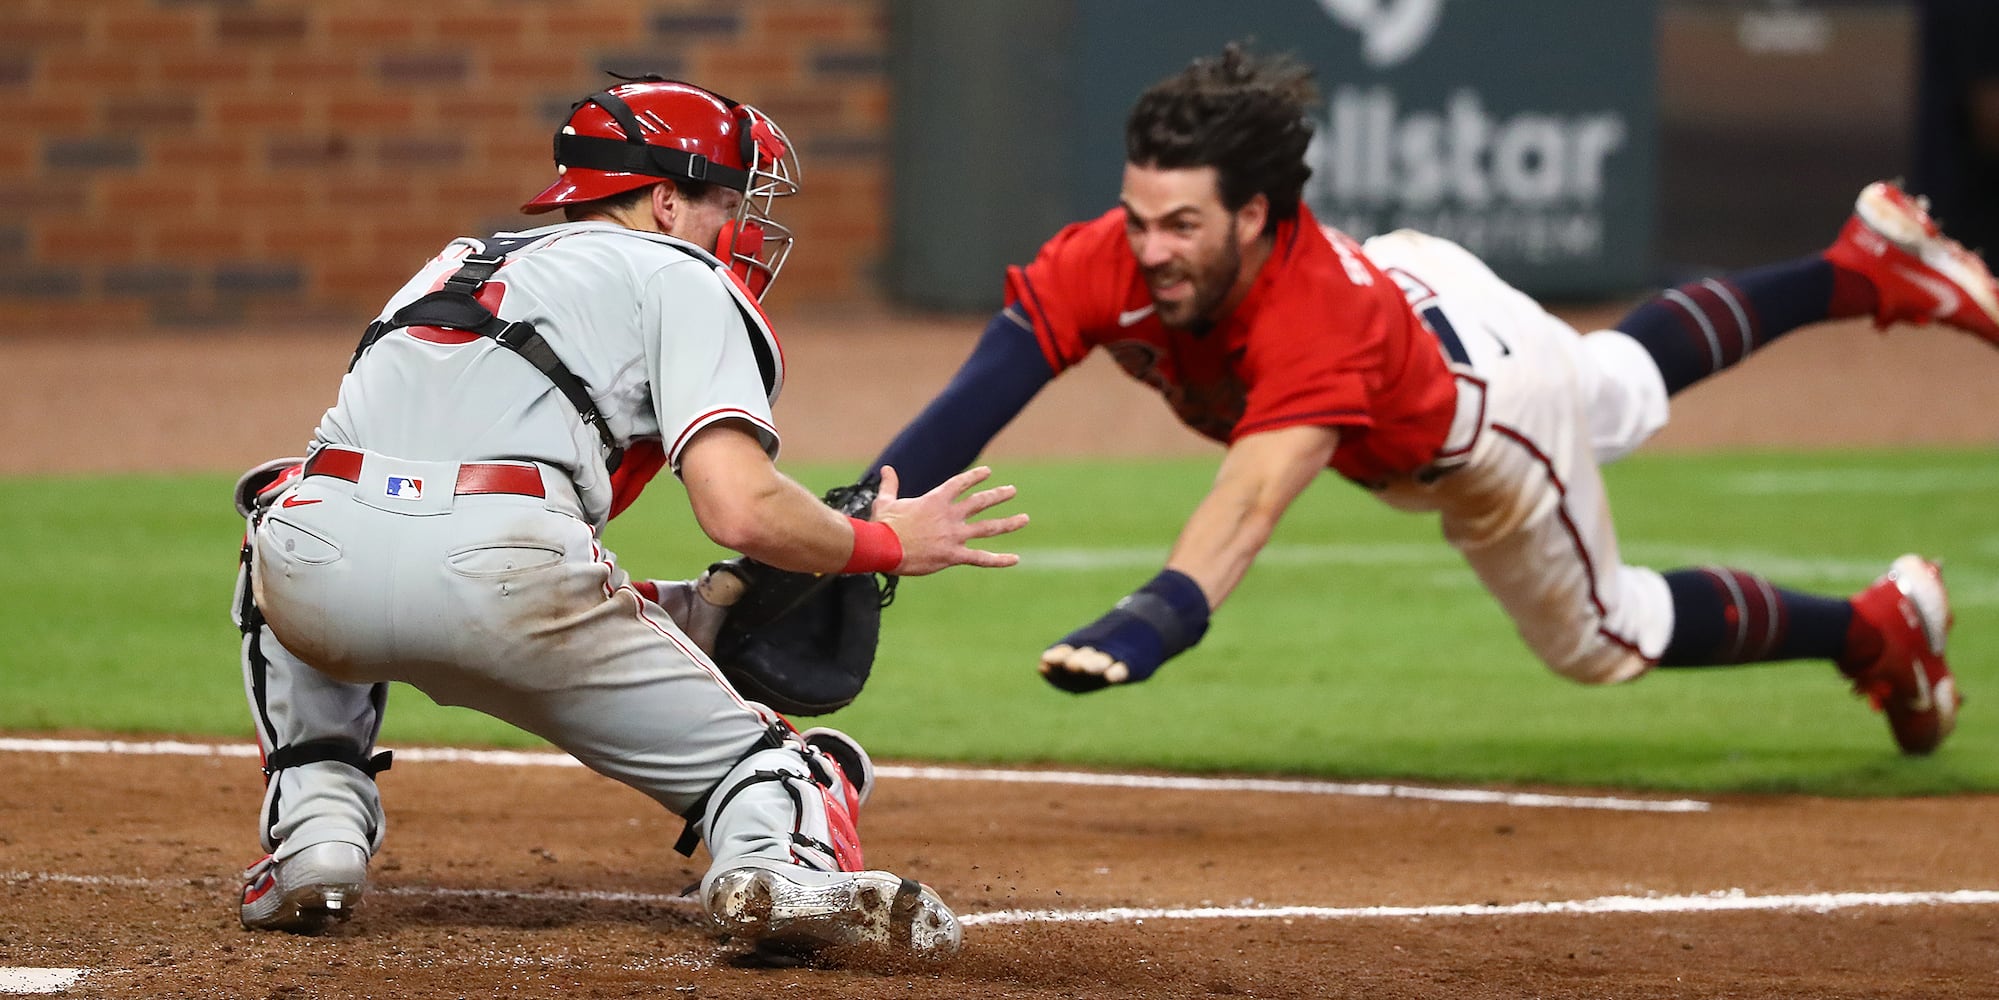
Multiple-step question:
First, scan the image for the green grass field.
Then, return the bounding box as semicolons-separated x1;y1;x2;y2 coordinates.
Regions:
5;448;1995;796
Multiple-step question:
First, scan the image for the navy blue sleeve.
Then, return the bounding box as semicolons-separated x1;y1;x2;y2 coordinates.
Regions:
864;307;1055;495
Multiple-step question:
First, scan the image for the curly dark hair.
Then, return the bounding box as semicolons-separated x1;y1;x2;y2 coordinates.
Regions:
1124;43;1319;233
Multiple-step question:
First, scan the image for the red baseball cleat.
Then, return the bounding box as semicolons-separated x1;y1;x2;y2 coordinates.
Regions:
1841;554;1960;756
1825;180;1999;345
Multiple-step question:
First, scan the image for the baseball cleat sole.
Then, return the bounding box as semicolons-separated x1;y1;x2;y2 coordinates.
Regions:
704;865;962;960
239;842;369;934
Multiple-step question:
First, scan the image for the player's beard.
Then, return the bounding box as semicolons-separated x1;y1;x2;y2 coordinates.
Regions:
1148;236;1241;333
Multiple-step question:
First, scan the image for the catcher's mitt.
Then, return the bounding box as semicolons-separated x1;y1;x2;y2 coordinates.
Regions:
706;481;897;716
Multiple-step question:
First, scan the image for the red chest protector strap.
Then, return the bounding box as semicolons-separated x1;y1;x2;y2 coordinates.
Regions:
349;236;625;473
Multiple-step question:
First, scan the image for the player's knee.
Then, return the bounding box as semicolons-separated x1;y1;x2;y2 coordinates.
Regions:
1533;635;1651;686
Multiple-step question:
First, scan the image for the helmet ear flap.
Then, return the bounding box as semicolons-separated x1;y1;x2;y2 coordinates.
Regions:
738;107;756;173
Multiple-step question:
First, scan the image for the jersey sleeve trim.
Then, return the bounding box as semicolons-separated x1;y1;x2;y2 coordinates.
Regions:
1008;270;1079;373
667;407;781;470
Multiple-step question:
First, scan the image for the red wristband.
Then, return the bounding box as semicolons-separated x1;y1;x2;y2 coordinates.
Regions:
841;517;902;575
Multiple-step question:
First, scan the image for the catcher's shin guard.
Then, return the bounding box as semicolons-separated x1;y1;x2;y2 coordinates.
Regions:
701;733;863;874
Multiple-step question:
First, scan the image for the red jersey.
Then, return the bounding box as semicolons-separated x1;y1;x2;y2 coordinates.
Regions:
1004;207;1457;482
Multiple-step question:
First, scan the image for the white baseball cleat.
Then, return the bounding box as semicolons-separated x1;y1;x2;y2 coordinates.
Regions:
239;842;369;933
704;864;962;961
1825;180;1999;345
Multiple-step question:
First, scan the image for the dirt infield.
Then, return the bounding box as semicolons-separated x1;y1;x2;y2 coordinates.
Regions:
3;740;1998;998
5;314;1999;997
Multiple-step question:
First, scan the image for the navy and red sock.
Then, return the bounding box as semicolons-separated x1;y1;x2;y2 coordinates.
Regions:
1657;567;1855;667
1614;255;1880;396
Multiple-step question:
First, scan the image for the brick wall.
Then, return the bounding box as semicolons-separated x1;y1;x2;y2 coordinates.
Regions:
1;0;889;332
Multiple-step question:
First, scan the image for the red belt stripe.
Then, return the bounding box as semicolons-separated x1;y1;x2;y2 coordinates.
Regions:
303;446;546;498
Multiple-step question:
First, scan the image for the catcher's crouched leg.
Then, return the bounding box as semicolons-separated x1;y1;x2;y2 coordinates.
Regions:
698;728;958;961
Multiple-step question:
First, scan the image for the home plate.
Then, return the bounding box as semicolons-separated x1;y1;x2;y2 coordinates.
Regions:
0;969;86;994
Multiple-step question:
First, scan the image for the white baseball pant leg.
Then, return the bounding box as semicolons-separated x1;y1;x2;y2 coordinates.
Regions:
251;451;838;875
1363;230;1675;684
236;517;389;863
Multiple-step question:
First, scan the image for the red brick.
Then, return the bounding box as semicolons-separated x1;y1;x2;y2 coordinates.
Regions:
215;11;308;44
449;12;527;44
0;181;87;216
0;144;29;175
325;178;416;209
154;222;252;259
265;134;355;170
482;135;551;169
474;51;583;88
0;14;88;48
6;300;148;332
434;177;533;209
847;84;889;126
377;51;469;87
531;8;641;43
97;177;207;216
216;98;327;131
318;260;420;304
698;51;802;91
761;9;867;41
154;137;252;172
326;14;426;43
103;96;201;131
327;97;419;129
159;53;256;88
226;178;322;213
277;55;364;86
376;137;465;170
36;224;140;263
103;11;201;46
0;96;91;130
265;217;362;258
753;91;843;131
413;96;520;130
44;53;140;89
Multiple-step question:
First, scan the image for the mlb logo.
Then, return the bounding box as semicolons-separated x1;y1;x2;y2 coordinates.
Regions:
384;476;425;501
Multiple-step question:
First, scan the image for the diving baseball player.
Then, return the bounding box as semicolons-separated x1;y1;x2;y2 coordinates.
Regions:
859;44;1990;755
230;77;1027;961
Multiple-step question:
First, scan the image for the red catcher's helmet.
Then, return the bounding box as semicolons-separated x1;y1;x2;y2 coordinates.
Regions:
522;78;801;298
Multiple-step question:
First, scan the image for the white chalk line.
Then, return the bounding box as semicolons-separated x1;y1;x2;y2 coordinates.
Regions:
0;969;86;995
7;870;1998;930
0;737;1708;814
957;888;1999;926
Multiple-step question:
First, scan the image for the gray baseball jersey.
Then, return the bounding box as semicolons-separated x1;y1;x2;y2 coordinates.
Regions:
321;221;783;528
238;222;838;892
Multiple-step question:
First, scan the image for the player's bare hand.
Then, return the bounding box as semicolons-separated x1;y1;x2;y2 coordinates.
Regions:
872;464;1028;576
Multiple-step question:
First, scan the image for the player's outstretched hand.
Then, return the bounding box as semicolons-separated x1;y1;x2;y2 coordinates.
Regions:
1039;569;1211;693
1039;620;1160;693
871;465;1028;576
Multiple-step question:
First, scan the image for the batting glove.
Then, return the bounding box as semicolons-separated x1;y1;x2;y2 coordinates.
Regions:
1039;569;1210;693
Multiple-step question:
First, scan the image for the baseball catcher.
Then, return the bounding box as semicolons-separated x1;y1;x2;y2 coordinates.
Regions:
229;76;1028;965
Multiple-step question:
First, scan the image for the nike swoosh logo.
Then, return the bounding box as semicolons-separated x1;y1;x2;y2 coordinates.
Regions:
1908;658;1935;712
1117;304;1156;327
280;495;322;508
1895;266;1962;319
